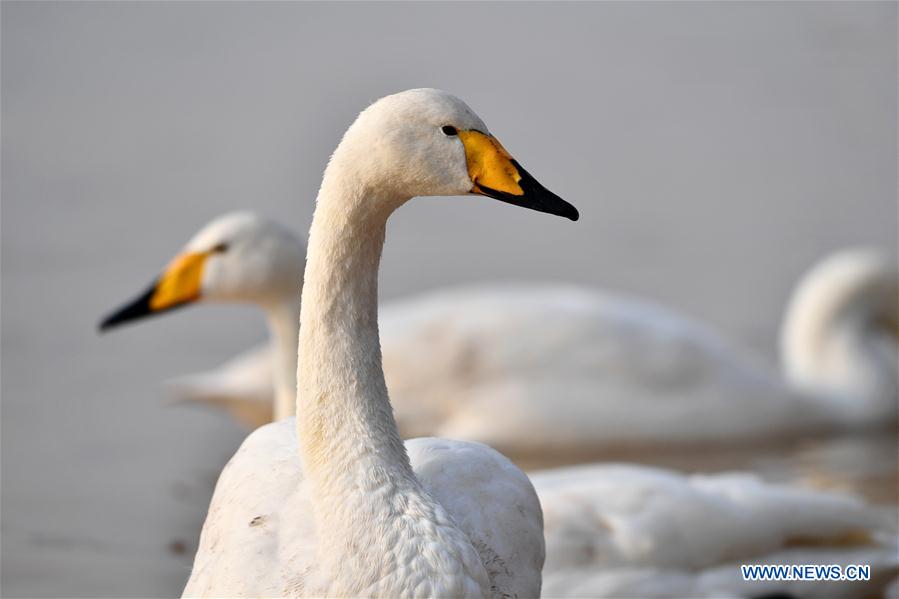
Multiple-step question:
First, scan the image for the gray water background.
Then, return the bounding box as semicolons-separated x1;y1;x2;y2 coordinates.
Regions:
2;2;897;597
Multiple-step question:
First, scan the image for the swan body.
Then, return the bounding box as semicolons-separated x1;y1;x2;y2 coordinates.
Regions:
181;88;578;597
533;463;898;598
379;284;822;453
184;419;543;597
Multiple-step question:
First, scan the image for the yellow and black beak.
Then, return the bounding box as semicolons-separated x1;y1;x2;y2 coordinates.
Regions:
458;130;579;221
98;250;210;332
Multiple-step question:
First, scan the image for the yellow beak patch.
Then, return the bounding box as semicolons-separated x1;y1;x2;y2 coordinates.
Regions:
149;251;209;311
458;130;524;197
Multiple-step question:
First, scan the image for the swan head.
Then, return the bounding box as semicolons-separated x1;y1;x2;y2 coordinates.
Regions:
781;247;898;422
99;211;305;331
328;88;579;221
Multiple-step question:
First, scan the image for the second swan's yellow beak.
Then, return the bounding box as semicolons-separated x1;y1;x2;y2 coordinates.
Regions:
149;251;208;311
458;130;579;221
98;249;212;331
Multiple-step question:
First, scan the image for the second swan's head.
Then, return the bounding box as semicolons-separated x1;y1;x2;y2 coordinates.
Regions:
99;211;305;331
327;88;579;221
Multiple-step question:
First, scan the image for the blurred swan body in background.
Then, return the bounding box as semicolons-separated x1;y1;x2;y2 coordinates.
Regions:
101;216;897;454
182;89;572;597
379;254;897;454
534;462;898;598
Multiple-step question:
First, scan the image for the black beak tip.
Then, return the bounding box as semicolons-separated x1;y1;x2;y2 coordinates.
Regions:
97;307;136;333
505;160;580;222
539;191;578;222
545;194;579;222
96;282;159;334
98;312;124;333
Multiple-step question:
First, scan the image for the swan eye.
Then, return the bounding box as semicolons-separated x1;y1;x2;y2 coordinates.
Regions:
441;125;458;137
211;242;229;254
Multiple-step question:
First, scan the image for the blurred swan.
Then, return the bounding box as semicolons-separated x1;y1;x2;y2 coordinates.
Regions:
99;211;303;424
534;463;898;598
380;251;896;454
100;223;897;453
182;89;573;597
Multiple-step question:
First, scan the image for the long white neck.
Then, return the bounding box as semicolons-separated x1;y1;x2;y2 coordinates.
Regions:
297;192;409;482
264;298;301;421
295;160;489;596
780;252;898;426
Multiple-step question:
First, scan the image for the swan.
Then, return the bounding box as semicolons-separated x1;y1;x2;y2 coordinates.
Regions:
99;211;302;426
533;463;898;598
181;88;579;597
101;233;898;453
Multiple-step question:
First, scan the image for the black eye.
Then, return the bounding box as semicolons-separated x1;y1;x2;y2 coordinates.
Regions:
441;125;458;136
211;242;229;253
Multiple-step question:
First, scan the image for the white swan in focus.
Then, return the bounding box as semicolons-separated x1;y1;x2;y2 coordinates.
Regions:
181;89;581;597
533;463;898;598
102;228;898;453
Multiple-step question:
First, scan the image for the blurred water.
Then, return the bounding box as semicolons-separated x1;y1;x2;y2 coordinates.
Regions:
2;3;897;597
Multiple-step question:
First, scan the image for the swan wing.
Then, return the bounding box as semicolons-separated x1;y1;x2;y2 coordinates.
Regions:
182;419;315;598
184;426;545;598
406;437;545;598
